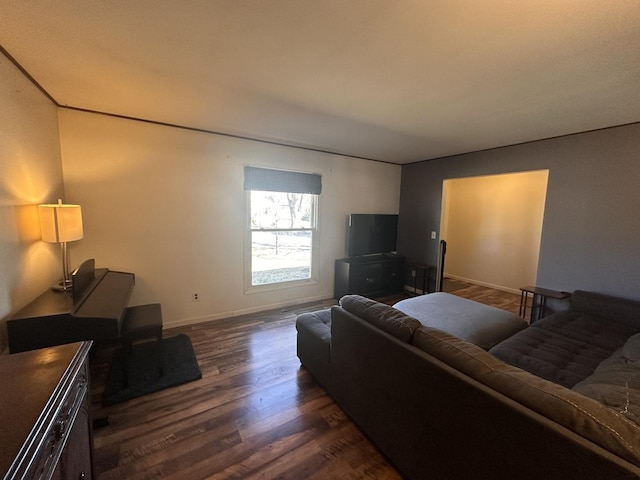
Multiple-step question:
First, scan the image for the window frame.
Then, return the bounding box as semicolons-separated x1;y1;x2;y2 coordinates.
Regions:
244;187;319;294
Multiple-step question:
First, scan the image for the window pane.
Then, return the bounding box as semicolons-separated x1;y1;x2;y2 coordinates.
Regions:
251;230;312;285
250;191;314;229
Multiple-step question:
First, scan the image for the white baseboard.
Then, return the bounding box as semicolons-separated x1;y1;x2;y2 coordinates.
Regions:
404;276;520;295
444;274;520;295
164;294;335;329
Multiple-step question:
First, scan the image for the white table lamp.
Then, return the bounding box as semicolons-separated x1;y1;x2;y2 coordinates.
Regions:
39;199;84;291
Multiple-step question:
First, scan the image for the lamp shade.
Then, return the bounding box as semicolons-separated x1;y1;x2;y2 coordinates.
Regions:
39;200;84;243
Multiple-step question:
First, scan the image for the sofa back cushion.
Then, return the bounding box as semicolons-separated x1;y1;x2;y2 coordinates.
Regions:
571;290;640;330
413;327;640;466
339;295;421;343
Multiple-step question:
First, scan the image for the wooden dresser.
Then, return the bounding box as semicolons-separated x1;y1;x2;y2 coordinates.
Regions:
0;341;94;480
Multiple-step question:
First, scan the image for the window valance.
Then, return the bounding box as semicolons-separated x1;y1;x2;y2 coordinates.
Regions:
243;166;322;194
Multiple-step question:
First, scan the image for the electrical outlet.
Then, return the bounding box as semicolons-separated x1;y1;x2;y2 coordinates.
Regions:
431;231;437;240
192;292;200;302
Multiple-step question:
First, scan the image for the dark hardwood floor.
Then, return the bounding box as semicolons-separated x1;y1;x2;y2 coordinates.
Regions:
90;282;521;479
443;280;521;316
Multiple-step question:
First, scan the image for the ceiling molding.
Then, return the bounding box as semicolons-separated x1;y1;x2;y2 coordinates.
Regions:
1;44;393;165
0;43;58;106
404;120;640;166
59;104;394;164
2;2;639;164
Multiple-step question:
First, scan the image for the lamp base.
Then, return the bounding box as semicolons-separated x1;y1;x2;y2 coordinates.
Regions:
52;279;73;292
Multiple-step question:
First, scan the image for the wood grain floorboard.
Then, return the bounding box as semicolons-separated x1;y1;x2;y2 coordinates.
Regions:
447;282;521;315
91;284;520;479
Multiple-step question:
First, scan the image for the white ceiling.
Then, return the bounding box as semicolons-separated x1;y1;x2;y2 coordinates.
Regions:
2;1;640;164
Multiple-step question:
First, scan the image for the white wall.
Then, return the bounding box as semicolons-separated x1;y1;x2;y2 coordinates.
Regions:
0;54;65;352
440;171;548;292
59;109;401;327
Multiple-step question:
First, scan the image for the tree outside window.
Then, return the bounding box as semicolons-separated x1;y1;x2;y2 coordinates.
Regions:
249;190;316;286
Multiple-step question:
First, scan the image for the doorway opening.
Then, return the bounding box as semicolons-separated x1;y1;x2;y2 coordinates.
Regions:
439;170;549;293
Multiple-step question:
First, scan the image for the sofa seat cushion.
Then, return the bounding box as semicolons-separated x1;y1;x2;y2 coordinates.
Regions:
393;292;527;349
489;327;622;388
573;334;640;427
413;327;640;467
490;310;640;388
339;295;421;343
296;308;332;340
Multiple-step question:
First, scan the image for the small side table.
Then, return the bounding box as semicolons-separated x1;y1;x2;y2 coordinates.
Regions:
409;263;435;295
519;286;570;323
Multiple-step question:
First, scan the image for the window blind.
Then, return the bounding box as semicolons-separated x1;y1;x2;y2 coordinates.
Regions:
244;166;322;195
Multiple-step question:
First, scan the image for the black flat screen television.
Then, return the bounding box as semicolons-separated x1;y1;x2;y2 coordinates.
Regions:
346;214;399;257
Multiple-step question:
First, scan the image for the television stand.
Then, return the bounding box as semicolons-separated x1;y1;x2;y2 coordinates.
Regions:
334;254;405;299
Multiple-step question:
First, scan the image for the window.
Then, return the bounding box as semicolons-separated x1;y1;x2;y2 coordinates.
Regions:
249;190;316;286
244;167;321;288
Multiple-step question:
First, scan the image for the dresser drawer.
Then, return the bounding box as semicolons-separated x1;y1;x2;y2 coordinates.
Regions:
29;369;89;479
2;342;94;480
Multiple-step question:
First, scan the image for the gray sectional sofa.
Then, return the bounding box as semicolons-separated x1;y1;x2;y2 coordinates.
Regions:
296;290;640;479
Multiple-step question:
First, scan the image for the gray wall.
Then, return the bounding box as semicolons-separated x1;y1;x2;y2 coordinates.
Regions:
398;122;640;301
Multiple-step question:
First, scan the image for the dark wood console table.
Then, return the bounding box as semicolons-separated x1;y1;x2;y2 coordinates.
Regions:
0;341;94;479
334;255;404;299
